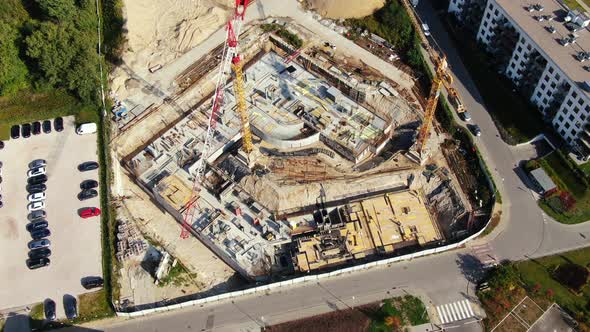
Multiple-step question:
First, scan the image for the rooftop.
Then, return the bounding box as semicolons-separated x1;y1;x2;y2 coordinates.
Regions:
530;167;557;192
495;0;590;96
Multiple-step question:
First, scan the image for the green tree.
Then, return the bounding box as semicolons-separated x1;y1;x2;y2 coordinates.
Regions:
0;21;28;96
36;0;77;21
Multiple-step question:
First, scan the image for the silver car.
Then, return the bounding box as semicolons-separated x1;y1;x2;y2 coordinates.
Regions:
28;239;51;250
29;159;47;169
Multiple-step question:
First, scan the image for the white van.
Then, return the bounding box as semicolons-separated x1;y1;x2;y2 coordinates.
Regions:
76;123;97;135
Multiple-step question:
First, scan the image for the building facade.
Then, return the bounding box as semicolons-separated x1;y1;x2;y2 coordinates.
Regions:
449;0;590;156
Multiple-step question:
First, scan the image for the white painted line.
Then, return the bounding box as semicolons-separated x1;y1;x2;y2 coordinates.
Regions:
437;306;447;324
465;300;475;316
442;305;451;323
454;302;466;320
447;303;458;321
460;300;472;318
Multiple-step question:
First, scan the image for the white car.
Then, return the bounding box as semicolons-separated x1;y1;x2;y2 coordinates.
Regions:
422;23;431;36
27;192;46;202
28;201;45;212
27;167;46;178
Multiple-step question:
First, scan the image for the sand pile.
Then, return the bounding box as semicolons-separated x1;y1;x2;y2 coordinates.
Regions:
121;0;233;70
308;0;385;19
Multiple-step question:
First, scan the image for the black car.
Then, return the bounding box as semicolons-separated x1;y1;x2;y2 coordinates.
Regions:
27;174;47;185
27;183;47;194
78;189;98;201
31;228;51;240
78;161;99;172
54;117;64;132
10;125;20;139
0;141;3;150
80;180;98;190
32;121;41;135
42;120;52;134
64;296;78;319
29;248;51;260
22;123;31;138
81;277;104;290
44;299;56;321
27;220;48;232
28;210;47;221
26;257;50;270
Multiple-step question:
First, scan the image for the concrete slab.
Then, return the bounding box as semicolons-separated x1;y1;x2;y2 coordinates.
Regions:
0;116;102;319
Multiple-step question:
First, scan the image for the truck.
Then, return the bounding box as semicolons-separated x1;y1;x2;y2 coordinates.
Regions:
76;123;97;135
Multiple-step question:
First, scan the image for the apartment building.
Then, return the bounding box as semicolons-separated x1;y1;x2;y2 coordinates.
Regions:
449;0;590;156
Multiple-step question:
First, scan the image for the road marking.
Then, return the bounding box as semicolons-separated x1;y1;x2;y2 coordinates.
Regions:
436;300;476;325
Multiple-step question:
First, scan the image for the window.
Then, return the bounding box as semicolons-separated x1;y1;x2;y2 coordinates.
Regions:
574;106;580;113
581;114;587;121
586;105;590;113
511;63;516;68
548;67;554;74
494;9;499;15
555;73;561;80
567;137;572;143
541;83;546;90
558;115;564;122
547;91;553;97
561;129;566;136
569;114;575;121
572;91;578;98
578;98;584;106
543;98;548;104
537;91;542;97
514;54;519;60
517;46;523;52
565;122;571;129
487;13;491;19
527;44;532;51
544;75;549;82
567;99;574;107
483;21;488;27
550;82;557;89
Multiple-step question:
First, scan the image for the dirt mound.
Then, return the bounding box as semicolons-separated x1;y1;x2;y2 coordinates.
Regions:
308;0;385;19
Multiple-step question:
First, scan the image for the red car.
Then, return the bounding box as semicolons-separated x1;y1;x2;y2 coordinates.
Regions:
80;207;101;219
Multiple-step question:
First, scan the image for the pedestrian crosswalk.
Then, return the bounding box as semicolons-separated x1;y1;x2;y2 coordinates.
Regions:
436;300;476;324
471;243;498;268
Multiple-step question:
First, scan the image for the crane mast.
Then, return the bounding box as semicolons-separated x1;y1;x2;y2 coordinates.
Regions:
179;0;251;239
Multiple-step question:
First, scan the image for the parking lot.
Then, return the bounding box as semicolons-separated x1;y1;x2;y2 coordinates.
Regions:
0;116;102;318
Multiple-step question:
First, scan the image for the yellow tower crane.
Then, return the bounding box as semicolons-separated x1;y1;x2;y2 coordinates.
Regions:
399;0;466;157
232;62;254;153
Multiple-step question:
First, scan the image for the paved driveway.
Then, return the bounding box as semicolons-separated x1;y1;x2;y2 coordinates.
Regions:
0;116;102;318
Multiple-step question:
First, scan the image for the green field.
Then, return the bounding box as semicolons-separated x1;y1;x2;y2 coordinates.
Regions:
529;151;590;224
517;248;590;315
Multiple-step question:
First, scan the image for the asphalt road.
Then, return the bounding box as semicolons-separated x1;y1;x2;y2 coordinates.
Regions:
52;1;590;331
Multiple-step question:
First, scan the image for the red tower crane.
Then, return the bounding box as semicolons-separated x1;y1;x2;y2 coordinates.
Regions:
179;0;251;239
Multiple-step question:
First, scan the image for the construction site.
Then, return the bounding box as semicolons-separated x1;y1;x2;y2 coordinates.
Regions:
110;0;489;304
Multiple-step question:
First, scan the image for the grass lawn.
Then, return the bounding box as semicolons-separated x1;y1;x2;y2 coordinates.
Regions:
0;90;99;141
516;247;590;322
72;290;114;324
445;21;544;145
370;295;429;331
562;0;585;10
532;152;590;224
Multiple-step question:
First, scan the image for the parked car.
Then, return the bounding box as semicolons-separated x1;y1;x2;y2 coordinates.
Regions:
26;258;50;270
80;180;98;190
27;174;47;185
28;210;46;221
81;277;104;290
27;184;47;194
29;248;51;260
31;228;51;240
27;220;49;232
22;123;31;138
28;239;51;250
27;192;46;202
422;23;431;36
42;120;52;134
54;117;64;132
11;125;20;139
470;124;482;137
78;189;98;201
80;207;101;218
462;111;472;122
32;121;41;135
27;167;46;178
44;299;56;321
64;296;78;319
29;159;47;169
27;201;45;212
78;161;99;172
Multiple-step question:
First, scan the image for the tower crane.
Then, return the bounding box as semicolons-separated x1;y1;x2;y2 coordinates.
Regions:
399;0;465;158
179;0;253;239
